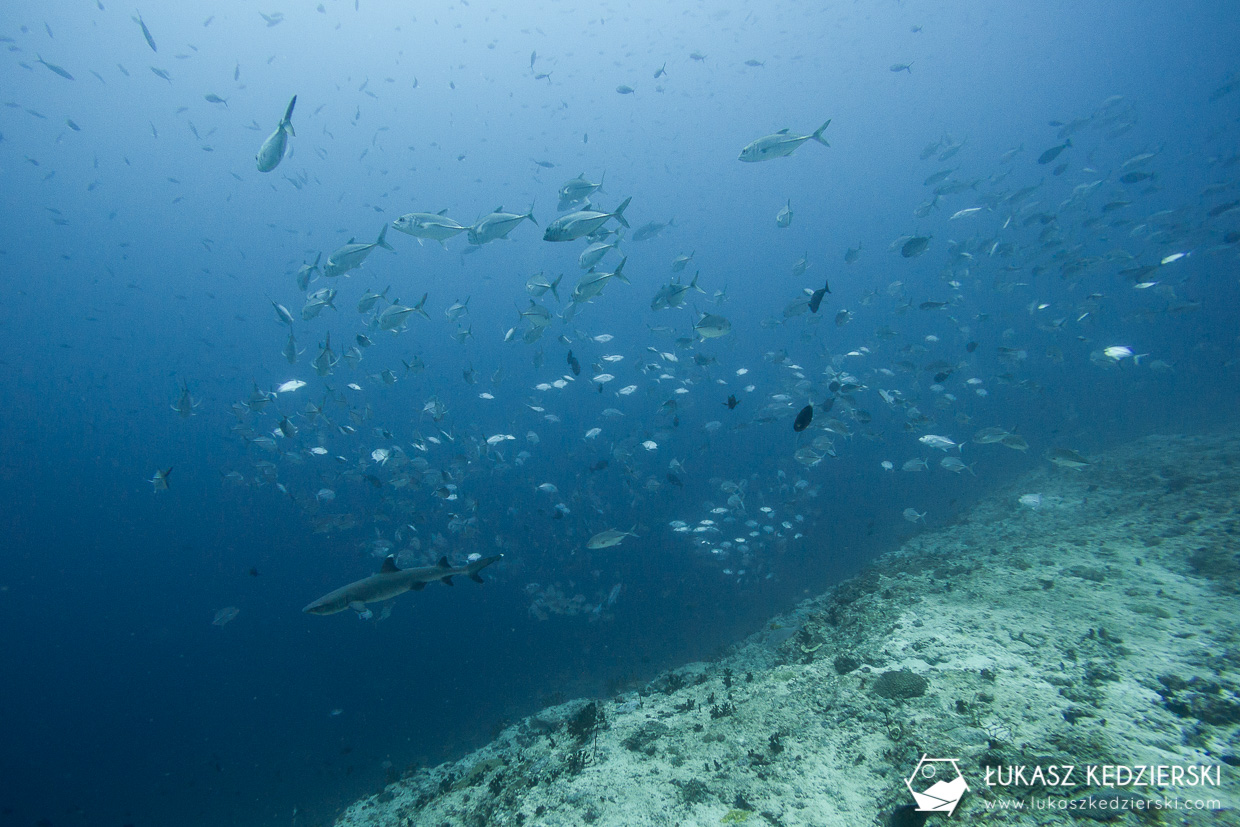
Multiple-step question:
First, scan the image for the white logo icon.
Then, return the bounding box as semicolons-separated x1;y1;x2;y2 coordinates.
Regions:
906;754;969;816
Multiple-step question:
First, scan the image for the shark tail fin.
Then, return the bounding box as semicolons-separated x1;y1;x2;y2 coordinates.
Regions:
468;554;503;583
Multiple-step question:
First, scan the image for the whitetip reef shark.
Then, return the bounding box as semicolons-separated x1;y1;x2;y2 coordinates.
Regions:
302;554;502;616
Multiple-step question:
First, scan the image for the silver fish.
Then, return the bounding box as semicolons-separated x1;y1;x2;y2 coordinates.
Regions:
256;95;296;173
738;120;830;162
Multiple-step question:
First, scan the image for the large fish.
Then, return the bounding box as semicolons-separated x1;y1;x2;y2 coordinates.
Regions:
738;120;831;162
322;225;394;278
543;197;631;242
303;554;502;615
467;204;538;245
391;209;468;244
256;95;297;173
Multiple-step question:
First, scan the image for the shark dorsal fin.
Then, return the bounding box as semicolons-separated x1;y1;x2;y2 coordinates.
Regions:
436;556;451;569
438;208;449;215
381;555;400;573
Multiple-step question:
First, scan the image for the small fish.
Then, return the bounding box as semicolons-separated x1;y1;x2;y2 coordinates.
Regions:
149;466;173;492
204;93;228;106
587;527;638;549
693;312;731;339
808;279;831;313
35;55;74;81
919;434;959;452
902;508;926;524
135;11;157;52
1045;448;1091;469
889;62;913;73
901;236;931;258
776;199;793;228
653;63;666;78
793;404;813;432
1037;139;1071;165
256;95;296;173
616;85;635;95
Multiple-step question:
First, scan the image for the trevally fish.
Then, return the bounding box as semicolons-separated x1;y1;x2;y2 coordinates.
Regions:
651;271;703;311
468;204;538;245
391;209;468;244
322;225;394;278
256;95;296;173
738;120;830;162
558;172;604;209
543;197;631;242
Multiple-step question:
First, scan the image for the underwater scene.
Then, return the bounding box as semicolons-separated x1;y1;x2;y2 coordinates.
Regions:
1;1;1239;825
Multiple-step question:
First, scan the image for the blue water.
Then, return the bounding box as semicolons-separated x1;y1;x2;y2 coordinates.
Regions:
2;1;1238;825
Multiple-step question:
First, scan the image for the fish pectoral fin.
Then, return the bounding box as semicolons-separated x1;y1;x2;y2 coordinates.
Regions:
347;600;367;612
440;576;455;586
410;582;427;591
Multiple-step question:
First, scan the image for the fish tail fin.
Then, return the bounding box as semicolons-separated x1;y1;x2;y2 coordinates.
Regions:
282;95;297;135
376;223;394;251
526;201;539;226
614;257;630;284
812;119;831;147
468;554;503;583
550;272;562;302
613;196;632;228
690;270;705;293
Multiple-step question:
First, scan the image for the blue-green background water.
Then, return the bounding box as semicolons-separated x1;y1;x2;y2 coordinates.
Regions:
2;1;1238;825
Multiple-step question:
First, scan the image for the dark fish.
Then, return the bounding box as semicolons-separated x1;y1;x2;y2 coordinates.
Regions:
724;394;739;410
590;459;609;472
1208;200;1239;218
566;350;581;376
819;397;835;414
1120;171;1154;184
616;85;634;95
919;300;948;310
35;55;74;81
901;236;931;257
793;405;813;432
966;341;978;353
1037;139;1071;165
135;11;157;52
808;279;831;313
